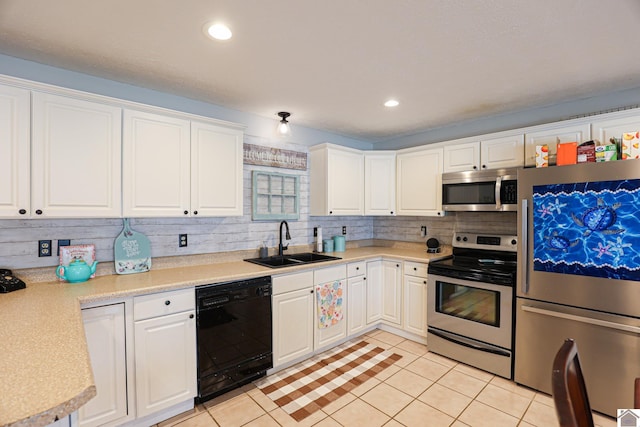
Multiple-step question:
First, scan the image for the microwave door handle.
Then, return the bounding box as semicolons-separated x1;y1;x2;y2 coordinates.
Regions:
520;198;529;294
495;177;502;211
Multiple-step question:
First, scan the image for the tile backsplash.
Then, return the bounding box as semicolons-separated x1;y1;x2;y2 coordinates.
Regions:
0;136;517;270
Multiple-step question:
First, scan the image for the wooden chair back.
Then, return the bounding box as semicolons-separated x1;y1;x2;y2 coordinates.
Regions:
551;339;594;427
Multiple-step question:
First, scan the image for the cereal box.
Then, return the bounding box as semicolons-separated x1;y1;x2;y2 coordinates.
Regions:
621;132;640;160
535;144;549;167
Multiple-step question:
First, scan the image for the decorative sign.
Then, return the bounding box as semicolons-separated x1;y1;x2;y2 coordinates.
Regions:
243;143;307;170
532;178;640;281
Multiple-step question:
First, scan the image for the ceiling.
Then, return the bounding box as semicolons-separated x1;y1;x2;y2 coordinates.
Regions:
1;0;640;143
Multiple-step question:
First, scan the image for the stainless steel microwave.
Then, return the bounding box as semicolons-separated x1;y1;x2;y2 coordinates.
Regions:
441;167;520;212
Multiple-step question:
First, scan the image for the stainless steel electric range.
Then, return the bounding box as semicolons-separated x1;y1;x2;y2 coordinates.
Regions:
427;232;517;378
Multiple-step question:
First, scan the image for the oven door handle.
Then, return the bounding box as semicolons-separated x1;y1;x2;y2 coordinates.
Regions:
428;327;511;357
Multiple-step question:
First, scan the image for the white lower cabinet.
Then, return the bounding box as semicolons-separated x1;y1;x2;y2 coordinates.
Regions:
79;304;129;427
381;260;402;325
313;265;347;350
272;271;315;368
133;289;196;418
403;262;428;337
347;261;367;337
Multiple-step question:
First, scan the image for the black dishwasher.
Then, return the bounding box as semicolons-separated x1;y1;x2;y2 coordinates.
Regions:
196;276;272;403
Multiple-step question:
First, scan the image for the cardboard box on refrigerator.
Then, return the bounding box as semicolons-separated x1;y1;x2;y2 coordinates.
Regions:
621;132;640;160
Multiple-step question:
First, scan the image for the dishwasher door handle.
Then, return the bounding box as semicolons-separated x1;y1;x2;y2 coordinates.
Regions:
521;305;640;334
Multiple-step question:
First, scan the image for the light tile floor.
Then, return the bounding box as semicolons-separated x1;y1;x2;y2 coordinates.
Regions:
155;329;617;427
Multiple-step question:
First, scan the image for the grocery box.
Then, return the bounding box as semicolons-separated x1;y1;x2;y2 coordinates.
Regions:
556;142;577;166
621;132;640;160
577;141;595;163
595;144;617;162
535;144;549;167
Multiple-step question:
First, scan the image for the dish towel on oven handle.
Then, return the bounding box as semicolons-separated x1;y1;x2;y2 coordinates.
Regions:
315;280;344;328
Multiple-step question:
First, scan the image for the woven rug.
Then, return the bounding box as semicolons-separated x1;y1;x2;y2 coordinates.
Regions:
256;340;402;421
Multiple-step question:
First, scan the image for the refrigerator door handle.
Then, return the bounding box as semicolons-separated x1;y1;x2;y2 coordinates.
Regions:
495;177;502;211
521;305;640;334
520;198;529;294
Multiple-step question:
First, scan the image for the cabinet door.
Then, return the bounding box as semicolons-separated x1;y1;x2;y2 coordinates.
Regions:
32;92;122;217
480;134;524;169
364;152;396;215
123;109;190;217
403;275;427;337
365;261;383;324
381;261;402;325
191;121;243;216
272;288;314;367
524;122;590;167
80;304;128;427
134;310;197;417
347;275;367;337
327;148;364;215
0;85;30;218
591;113;640;159
443;141;480;173
396;147;444;216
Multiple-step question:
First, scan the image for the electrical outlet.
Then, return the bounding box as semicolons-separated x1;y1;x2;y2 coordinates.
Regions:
420;226;427;237
38;240;52;257
179;234;188;247
342;226;347;235
57;239;71;256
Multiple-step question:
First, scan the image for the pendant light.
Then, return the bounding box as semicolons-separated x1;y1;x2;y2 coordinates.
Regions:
276;112;292;137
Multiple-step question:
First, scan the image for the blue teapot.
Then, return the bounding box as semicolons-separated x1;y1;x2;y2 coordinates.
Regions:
56;259;98;283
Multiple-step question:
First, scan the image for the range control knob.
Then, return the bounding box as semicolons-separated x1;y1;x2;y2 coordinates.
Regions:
456;236;461;242
511;239;517;245
462;236;468;242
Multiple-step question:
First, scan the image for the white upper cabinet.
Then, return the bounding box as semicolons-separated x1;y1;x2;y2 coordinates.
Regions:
190;121;243;216
443;141;480;173
524;121;590;167
590;111;640;158
364;151;396;215
480;134;524;170
0;85;30;218
310;143;364;215
396;146;444;216
444;134;524;172
123;109;191;217
32;92;122;217
123;110;243;217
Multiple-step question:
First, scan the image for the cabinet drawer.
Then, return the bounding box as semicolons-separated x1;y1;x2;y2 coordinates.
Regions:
347;261;366;277
314;265;347;285
273;270;313;295
404;261;428;277
134;288;195;321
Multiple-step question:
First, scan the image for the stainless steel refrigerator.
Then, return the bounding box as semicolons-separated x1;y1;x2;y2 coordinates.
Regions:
515;160;640;417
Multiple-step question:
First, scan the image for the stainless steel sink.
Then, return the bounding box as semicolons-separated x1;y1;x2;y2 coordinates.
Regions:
244;252;341;268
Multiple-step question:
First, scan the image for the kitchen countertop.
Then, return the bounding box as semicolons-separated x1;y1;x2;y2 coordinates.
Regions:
0;245;450;427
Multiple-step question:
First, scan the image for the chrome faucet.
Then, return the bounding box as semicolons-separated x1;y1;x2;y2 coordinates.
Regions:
278;220;291;256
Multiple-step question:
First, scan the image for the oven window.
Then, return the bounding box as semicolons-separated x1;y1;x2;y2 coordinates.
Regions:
435;279;500;327
442;182;496;205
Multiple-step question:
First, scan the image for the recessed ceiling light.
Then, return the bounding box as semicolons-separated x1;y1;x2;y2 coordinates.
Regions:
384;100;399;107
205;23;232;41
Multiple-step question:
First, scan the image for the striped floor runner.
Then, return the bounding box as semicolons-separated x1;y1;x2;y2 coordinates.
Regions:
256;340;402;421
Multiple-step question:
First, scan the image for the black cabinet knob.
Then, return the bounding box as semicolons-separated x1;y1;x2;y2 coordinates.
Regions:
35;209;43;215
423;280;427;284
18;209;26;215
363;277;366;280
193;211;198;215
165;300;171;306
473;165;477;170
189;313;194;319
390;211;394;214
482;164;487;169
396;264;399;268
414;267;417;271
329;211;333;214
356;267;359;270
